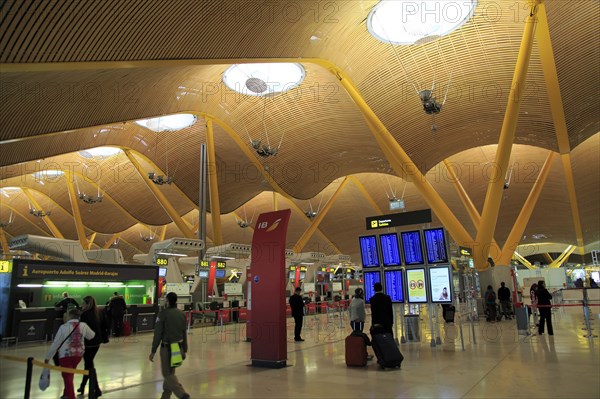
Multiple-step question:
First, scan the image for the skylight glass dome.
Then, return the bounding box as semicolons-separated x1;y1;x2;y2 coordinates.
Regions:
135;114;197;132
79;146;122;159
32;170;64;180
368;0;478;45
222;63;305;97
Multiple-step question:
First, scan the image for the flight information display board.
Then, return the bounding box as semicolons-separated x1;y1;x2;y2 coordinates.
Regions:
384;270;405;303
359;235;380;268
379;233;402;267
401;231;424;265
428;265;453;303
364;271;381;304
406;268;428;303
424;227;449;264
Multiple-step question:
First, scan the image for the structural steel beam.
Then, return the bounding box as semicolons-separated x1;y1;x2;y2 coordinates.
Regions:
103;233;120;249
348;176;384;215
87;232;96;250
513;251;535;270
159;225;168;241
205;119;223;245
123;150;194;238
0;227;10;254
442;160;502;259
0;204;51;236
548;245;576;268
22;188;64;239
64;171;89;249
474;2;540;269
273;192;278;211
294;177;349;253
536;2;585;254
497;152;556;265
542;253;554;264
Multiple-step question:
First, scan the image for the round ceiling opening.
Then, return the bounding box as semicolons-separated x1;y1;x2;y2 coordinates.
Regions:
223;63;305;97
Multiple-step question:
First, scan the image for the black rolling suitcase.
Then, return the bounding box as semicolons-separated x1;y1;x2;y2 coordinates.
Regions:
371;332;403;369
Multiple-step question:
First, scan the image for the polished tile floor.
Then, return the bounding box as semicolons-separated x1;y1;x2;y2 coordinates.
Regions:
1;306;598;399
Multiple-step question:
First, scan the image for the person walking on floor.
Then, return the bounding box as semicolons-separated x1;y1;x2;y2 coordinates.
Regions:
44;308;95;399
289;287;305;342
485;285;497;322
78;296;110;397
349;288;366;332
536;280;554;335
108;292;127;336
149;292;190;399
369;282;394;336
497;282;512;320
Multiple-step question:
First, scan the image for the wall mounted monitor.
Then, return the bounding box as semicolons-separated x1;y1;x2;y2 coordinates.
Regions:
198;270;209;278
158;267;167;277
363;271;381;304
215;269;226;278
288;271;296;280
400;230;424;265
384;269;405;303
406;267;428;303
428;265;453;304
359;235;381;268
379;233;402;267
423;227;449;264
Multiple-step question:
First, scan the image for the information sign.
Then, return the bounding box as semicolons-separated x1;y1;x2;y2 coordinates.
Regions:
401;231;424;265
359;235;380;268
363;271;381;304
379;233;401;267
424;228;449;264
384;270;405;303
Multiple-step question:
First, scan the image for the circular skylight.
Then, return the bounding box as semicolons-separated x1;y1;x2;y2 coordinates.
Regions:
135;114;197;132
222;63;305;97
32;170;64;180
367;0;477;45
79;146;122;159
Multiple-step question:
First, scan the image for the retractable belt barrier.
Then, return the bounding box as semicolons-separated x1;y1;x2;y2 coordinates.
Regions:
0;354;99;399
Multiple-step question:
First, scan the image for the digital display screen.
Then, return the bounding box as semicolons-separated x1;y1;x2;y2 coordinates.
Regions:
379;233;402;267
424;228;449;264
359;235;380;268
401;231;424;265
215;269;226;278
406;268;428;303
428;266;452;303
384;270;404;303
198;270;209;278
158;267;167;277
364;271;381;304
289;271;296;280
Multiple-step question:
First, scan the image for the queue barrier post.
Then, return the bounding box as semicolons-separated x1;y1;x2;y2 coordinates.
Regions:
24;356;33;399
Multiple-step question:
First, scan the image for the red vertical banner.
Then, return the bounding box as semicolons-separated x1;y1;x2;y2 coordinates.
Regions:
250;209;291;368
294;268;301;289
207;261;217;297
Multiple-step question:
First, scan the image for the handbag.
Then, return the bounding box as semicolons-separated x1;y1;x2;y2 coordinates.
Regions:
170;342;183;368
38;368;50;391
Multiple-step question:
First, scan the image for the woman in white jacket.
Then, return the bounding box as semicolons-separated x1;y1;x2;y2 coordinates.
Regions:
349;288;366;332
44;308;95;399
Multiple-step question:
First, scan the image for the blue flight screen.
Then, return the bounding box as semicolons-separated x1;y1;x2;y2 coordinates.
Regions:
424;228;449;264
401;231;424;265
359;235;380;268
215;269;226;278
384;270;405;303
364;271;381;304
379;233;401;267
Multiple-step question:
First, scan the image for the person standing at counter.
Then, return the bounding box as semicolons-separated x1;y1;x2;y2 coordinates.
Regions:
44;308;95;399
289;287;305;342
149;292;190;399
536;280;554;335
108;292;127;336
78;296;110;397
55;292;79;318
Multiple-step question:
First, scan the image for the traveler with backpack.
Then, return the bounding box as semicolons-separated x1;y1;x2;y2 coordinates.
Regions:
484;285;497;322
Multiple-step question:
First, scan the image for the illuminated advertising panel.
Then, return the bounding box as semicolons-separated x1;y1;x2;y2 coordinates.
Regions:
428;265;453;303
406;268;428;303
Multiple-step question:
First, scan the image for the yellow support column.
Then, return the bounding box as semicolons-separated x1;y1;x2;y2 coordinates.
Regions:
536;2;585;254
159;225;168;241
124;150;194;238
22;188;64;239
293;177;349;253
542;253;554;264
87;232;96;250
497;152;556;265
474;1;541;269
348;176;384;214
548;245;576;268
0;227;10;254
64;171;89;249
273;192;278;211
103;233;119;249
513;251;535;270
205;119;223;245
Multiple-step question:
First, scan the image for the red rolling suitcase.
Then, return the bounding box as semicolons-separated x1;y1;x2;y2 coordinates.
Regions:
345;331;369;367
122;320;132;336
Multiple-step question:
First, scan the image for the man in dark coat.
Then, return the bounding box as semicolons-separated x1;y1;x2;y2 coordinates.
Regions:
289;287;305;342
108;292;127;336
370;282;394;336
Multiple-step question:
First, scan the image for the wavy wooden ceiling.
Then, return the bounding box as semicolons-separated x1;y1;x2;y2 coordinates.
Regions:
0;0;599;263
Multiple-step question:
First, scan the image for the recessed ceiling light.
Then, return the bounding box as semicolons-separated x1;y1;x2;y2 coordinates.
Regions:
367;0;477;45
79;146;122;159
135;114;197;132
222;63;305;97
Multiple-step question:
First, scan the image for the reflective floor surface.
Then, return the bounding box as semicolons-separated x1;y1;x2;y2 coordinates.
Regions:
1;306;598;399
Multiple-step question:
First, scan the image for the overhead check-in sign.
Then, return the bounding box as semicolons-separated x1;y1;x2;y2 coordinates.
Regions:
366;209;432;230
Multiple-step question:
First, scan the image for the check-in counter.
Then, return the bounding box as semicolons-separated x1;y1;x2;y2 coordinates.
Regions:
11;307;56;343
130;304;159;332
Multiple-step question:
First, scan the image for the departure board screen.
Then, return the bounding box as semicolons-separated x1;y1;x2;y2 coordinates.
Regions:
364;271;381;304
401;230;424;265
428;265;452;303
424;227;449;264
406;268;428;303
384;270;405;303
379;233;402;267
359;235;380;268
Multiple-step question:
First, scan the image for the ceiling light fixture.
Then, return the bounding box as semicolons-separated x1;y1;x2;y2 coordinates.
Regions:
367;0;478;45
